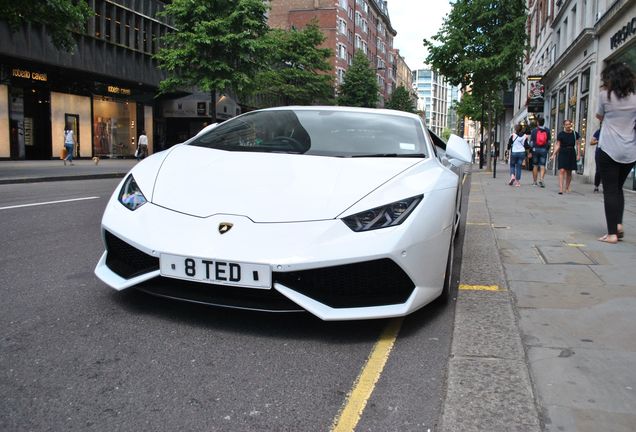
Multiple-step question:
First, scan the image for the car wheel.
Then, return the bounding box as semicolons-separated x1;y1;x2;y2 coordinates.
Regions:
440;239;455;302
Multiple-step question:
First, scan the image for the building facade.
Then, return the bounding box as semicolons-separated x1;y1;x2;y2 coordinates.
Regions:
268;0;397;106
510;0;635;184
0;0;177;160
412;69;450;136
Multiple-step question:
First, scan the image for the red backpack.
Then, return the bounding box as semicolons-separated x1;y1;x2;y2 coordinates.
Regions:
535;128;548;147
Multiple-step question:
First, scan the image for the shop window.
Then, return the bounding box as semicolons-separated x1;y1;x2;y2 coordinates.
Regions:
93;98;137;158
550;93;557;141
568;78;578;123
558;87;566;127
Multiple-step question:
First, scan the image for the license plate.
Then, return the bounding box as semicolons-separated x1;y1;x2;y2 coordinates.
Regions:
160;254;272;289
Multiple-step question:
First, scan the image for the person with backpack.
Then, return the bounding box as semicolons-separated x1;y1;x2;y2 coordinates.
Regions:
507;123;530;187
529;117;551;187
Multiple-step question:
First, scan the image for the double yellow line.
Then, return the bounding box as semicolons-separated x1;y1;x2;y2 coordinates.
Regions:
330;318;403;431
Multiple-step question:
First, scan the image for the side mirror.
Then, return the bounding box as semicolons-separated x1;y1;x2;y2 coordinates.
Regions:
446;134;472;165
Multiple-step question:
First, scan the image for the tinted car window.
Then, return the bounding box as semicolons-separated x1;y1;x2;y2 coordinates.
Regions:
189;109;427;157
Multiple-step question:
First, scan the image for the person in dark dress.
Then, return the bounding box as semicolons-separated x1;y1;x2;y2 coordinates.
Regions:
550;119;581;194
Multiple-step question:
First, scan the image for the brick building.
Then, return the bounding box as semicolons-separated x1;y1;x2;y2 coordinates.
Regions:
268;0;398;106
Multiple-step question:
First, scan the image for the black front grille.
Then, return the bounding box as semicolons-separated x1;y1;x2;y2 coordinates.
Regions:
136;277;304;312
274;259;414;308
104;230;159;279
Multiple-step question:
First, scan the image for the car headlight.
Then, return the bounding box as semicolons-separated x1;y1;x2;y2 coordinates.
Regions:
342;195;423;232
118;174;147;211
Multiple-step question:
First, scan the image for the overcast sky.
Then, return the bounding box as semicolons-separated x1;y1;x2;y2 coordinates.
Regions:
387;0;452;72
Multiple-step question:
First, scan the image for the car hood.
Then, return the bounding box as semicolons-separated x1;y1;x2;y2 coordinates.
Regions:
150;145;422;222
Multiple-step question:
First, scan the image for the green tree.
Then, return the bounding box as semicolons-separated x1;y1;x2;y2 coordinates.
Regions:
155;0;269;122
254;22;334;106
424;0;527;168
337;50;379;108
385;85;416;113
0;0;93;52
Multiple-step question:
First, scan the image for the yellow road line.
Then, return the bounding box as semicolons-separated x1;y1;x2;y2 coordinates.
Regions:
330;318;403;432
459;284;504;291
566;243;586;247
466;222;491;226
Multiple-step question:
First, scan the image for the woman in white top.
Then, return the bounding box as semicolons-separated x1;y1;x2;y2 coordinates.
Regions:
595;62;636;244
507;124;528;187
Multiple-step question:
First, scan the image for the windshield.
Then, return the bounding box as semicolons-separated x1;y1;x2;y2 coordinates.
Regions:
188;109;427;157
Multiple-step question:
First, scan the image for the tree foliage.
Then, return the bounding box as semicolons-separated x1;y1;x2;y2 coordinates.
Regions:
385;85;416;113
424;0;527;168
423;0;527;99
0;0;93;52
253;22;334;106
337;50;379;108
155;0;269;118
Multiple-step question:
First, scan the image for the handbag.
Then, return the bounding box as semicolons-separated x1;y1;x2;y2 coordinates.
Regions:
134;147;140;158
60;147;68;159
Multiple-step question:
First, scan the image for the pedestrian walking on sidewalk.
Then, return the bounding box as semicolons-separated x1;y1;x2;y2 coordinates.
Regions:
530;117;551;187
507;124;529;187
550;119;580;194
590;128;601;192
595;62;636;244
63;123;76;166
137;130;148;161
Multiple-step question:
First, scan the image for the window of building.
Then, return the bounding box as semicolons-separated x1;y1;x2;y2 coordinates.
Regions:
581;68;590;94
337;68;346;85
571;5;577;41
115;8;122;44
338;18;347;35
104;3;112;41
337;43;347;60
339;0;348;9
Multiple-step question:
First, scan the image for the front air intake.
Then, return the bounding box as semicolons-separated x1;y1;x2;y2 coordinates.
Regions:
104;230;159;279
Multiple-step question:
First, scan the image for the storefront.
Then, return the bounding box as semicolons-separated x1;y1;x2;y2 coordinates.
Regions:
0;62;155;160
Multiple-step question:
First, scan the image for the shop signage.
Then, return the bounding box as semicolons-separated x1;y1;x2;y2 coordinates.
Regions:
610;16;636;50
527;76;544;113
107;85;132;96
12;68;47;82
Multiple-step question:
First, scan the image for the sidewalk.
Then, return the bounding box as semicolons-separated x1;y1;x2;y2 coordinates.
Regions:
443;162;636;431
0;158;136;184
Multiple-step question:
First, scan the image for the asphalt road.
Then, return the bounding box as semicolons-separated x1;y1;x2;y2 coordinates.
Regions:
0;177;469;432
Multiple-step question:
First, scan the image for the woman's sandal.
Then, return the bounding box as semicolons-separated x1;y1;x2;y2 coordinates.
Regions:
617;231;624;240
598;234;618;244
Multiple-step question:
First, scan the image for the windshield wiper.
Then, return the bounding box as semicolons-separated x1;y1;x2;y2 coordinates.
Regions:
350;153;426;158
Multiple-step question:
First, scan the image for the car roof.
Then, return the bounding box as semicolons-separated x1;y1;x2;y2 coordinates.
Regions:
257;105;423;121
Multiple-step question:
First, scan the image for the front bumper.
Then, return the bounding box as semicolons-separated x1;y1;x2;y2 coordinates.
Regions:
95;190;454;320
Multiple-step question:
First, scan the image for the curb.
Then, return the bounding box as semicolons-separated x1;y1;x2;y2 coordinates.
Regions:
0;173;127;185
440;169;541;431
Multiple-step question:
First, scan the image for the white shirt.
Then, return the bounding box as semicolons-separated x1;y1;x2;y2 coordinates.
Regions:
510;133;527;153
138;134;148;146
596;90;636;164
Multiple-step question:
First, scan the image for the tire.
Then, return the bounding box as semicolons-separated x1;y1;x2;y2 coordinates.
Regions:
439;239;455;302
